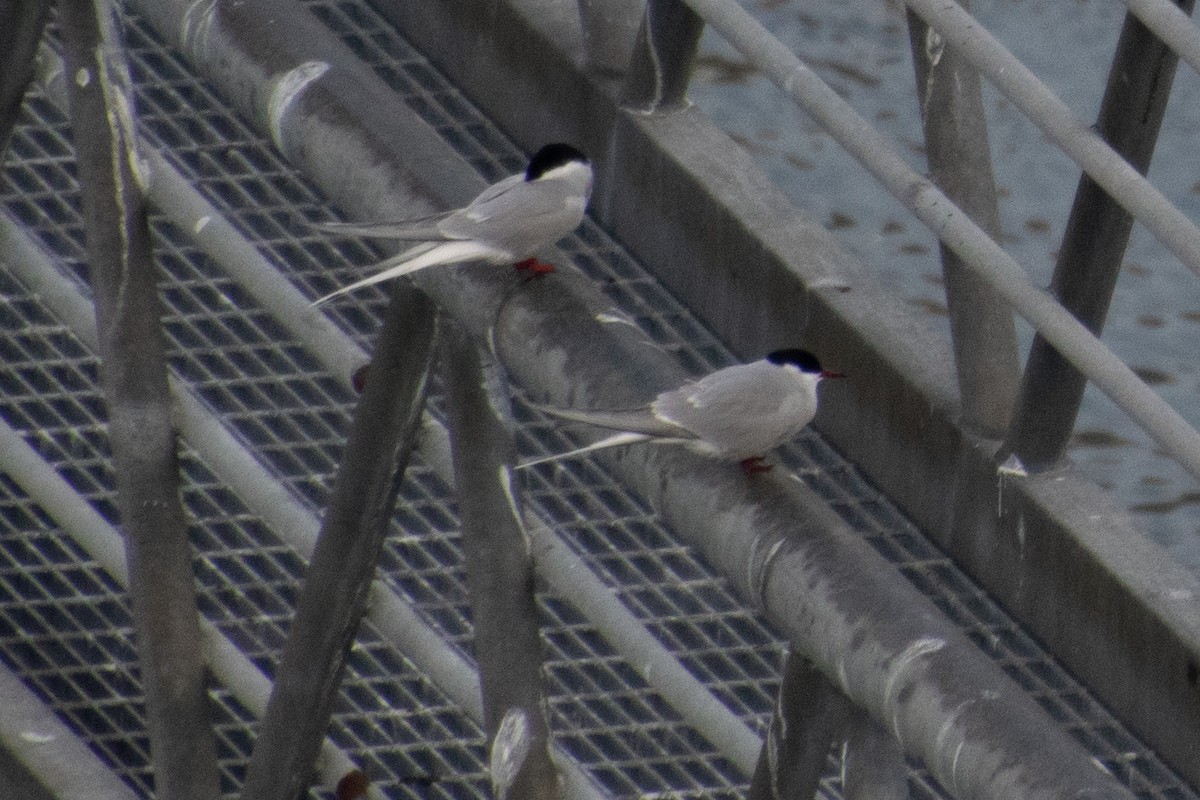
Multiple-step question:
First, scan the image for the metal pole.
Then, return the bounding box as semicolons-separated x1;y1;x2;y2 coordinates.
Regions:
747;652;848;800
841;709;909;800
239;285;437;800
902;0;1200;279
906;2;1018;438
1004;0;1195;470
1121;0;1200;75
620;0;706;113
442;323;560;800
57;2;220;798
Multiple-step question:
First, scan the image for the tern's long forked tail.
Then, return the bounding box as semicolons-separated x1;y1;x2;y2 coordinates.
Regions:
516;430;706;469
516;431;655;469
310;240;498;306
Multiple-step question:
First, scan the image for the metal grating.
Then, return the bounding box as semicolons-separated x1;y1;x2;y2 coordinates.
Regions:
0;2;1193;800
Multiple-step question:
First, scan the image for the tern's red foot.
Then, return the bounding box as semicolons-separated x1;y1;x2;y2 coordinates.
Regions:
351;363;370;394
336;770;370;800
514;257;556;275
739;456;773;475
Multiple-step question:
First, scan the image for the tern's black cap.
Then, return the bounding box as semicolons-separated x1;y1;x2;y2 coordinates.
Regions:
766;348;823;374
525;143;589;181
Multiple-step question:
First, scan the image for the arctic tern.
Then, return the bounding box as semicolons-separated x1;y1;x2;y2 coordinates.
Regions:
520;348;844;473
310;142;592;306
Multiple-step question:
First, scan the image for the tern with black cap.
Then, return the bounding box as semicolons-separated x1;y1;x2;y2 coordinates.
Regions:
520;348;844;473
310;142;592;306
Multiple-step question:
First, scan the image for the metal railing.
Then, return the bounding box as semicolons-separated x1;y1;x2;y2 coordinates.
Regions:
613;0;1200;480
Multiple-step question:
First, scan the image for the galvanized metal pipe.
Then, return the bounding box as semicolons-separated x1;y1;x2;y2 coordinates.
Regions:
678;0;1200;481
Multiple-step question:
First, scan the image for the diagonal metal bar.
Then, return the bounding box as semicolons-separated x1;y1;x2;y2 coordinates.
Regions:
238;284;438;800
442;323;560;800
841;708;909;800
56;2;220;799
1005;0;1195;470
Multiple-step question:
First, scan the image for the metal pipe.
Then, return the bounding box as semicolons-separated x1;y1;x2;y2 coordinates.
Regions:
1004;0;1195;470
0;659;141;800
676;0;1200;481
905;1;1018;438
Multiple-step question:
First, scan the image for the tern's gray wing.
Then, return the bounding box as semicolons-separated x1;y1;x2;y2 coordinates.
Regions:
652;360;815;459
439;174;587;255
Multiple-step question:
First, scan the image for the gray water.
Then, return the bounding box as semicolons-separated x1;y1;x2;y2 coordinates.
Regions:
688;0;1200;568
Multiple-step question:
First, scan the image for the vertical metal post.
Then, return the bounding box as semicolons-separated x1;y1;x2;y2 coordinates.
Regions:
748;652;849;800
906;2;1019;438
841;709;909;800
1003;0;1194;470
575;0;645;76
620;0;705;113
442;323;560;800
58;3;221;799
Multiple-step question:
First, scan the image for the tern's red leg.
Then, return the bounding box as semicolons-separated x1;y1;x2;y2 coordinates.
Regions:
739;456;773;475
336;770;370;800
513;257;556;275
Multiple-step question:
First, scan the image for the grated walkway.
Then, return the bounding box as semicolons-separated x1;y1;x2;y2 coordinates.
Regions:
0;3;1193;800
